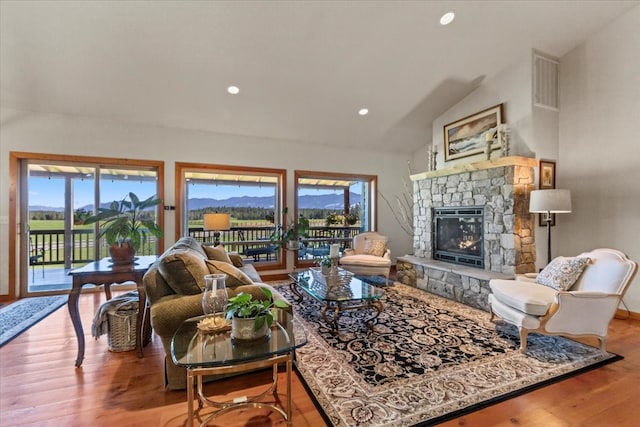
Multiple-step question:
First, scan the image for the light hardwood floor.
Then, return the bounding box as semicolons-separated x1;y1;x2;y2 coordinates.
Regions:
1;291;639;427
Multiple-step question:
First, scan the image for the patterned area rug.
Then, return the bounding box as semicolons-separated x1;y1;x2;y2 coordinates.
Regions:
277;283;621;426
0;295;67;347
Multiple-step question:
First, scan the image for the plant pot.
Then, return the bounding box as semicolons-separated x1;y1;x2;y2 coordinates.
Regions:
109;243;136;265
287;240;300;250
231;316;271;342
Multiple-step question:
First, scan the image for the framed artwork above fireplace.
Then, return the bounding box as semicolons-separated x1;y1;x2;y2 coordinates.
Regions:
444;104;503;161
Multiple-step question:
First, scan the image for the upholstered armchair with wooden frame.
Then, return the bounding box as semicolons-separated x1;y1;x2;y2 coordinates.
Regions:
488;248;637;354
339;231;392;284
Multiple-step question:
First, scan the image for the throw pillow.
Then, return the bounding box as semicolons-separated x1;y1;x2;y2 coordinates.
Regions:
158;249;209;295
536;256;591;291
202;244;232;264
228;252;245;268
205;259;253;287
364;239;387;257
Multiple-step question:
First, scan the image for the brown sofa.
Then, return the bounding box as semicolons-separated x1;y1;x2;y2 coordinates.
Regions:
143;236;288;390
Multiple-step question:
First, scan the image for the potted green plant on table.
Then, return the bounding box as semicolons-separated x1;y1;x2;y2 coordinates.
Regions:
81;192;163;264
225;288;289;341
270;208;310;250
315;256;332;274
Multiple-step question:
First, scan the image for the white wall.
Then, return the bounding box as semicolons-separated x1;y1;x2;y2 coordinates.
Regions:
558;5;640;312
0;108;413;297
426;50;535;168
410;5;640;313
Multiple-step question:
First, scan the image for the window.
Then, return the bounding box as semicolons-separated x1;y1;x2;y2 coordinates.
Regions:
176;163;286;270
294;170;377;266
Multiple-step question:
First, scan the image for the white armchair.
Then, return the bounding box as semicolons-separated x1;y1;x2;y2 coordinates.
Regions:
339;232;391;284
488;248;637;353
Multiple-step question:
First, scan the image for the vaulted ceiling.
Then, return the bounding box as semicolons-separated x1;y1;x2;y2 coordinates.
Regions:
1;1;636;154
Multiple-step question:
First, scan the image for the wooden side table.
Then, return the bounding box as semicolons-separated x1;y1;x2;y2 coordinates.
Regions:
68;255;157;367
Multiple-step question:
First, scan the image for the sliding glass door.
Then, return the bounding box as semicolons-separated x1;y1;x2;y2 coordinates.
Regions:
13;153;163;297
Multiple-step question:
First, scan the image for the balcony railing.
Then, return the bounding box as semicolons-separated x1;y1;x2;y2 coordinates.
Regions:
28;229;158;268
28;225;361;268
187;225;360;260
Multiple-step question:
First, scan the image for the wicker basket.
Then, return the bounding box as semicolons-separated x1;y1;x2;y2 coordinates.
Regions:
107;307;138;352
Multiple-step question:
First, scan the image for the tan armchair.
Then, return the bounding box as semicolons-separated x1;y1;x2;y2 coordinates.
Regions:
339;232;391;284
488;248;637;353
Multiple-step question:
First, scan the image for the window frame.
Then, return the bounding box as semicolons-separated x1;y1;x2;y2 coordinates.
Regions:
176;162;287;271
294;169;377;268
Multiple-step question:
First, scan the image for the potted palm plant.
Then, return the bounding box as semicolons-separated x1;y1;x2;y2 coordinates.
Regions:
82;192;163;264
225;288;290;341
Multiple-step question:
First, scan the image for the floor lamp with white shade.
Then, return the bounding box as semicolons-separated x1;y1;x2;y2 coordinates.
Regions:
529;189;572;265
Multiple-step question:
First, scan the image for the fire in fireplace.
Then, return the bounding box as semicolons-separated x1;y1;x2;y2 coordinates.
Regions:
433;207;484;268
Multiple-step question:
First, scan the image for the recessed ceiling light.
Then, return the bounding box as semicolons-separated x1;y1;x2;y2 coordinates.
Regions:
440;12;455;26
358;108;369;116
227;86;240;94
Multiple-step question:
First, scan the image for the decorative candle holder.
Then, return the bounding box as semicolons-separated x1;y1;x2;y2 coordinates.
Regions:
499;124;511;156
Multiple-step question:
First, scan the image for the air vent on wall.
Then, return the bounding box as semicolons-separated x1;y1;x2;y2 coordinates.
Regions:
533;53;559;111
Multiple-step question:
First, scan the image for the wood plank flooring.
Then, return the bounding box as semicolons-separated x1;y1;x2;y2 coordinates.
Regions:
1;291;639;426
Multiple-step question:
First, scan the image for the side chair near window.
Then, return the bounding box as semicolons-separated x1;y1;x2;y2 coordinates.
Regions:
488;248;637;354
339;232;391;284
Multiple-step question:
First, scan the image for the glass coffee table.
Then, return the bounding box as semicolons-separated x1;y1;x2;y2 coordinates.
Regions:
288;269;384;334
171;310;306;427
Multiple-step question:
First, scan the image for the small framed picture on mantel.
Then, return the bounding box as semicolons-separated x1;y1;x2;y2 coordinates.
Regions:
539;160;556;226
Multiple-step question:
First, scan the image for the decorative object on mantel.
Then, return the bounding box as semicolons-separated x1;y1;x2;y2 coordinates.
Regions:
485;130;495;160
530;189;572;265
444;103;503;161
499;123;511;156
426;144;438;171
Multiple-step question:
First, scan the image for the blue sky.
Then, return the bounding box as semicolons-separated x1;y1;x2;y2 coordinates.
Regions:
29;177;345;208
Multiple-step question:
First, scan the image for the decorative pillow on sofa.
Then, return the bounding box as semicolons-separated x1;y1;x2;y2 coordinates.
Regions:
364;239;387;257
206;259;253;287
536;256;591;291
158;249;209;295
228;252;245;268
202;244;232;264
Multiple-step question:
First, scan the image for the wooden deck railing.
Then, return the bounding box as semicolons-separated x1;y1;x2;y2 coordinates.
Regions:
28;225;361;267
29;229;157;267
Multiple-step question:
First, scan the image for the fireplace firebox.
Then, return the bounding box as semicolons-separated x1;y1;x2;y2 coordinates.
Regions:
433;207;484;268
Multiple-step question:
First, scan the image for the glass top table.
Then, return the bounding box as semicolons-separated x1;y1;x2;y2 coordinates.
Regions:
288;268;385;334
171;311;307;368
171;311;306;426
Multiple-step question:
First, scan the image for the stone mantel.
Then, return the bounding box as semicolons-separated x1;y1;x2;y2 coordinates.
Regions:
410;156;537;182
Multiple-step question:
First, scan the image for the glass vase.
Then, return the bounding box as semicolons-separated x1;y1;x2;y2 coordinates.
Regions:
202;274;228;317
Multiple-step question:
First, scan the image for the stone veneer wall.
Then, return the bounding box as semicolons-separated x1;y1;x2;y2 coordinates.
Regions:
412;157;537;275
397;157;538;311
396;256;508;311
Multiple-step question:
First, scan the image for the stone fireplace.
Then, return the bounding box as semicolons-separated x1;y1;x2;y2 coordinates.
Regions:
397;156;537;311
